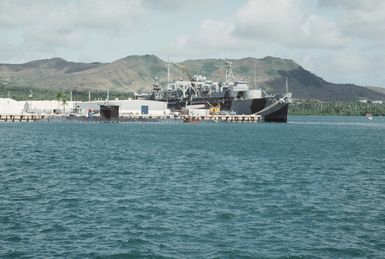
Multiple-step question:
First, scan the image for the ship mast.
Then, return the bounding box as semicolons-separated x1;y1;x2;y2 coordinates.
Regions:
167;59;172;83
225;61;235;83
285;76;289;94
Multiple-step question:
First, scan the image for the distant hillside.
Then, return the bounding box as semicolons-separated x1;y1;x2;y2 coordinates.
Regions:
367;86;385;96
0;55;168;93
1;55;384;101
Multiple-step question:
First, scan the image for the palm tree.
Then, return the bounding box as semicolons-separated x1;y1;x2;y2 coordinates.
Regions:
56;90;67;114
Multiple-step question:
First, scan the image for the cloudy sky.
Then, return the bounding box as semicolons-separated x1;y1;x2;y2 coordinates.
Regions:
1;0;385;87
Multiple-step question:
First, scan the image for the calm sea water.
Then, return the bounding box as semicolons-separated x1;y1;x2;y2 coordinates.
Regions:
1;116;385;258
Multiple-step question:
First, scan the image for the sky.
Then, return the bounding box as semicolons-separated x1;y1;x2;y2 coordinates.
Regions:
1;0;385;87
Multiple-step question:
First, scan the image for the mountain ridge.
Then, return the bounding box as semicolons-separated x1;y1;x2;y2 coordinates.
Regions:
0;55;384;101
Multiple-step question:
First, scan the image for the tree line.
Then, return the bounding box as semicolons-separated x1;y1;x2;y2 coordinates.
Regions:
289;99;385;116
0;86;134;101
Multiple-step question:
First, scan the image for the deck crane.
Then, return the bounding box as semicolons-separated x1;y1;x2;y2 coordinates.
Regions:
171;63;198;104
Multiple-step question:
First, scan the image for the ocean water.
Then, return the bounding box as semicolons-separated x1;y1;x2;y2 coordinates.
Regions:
1;116;385;258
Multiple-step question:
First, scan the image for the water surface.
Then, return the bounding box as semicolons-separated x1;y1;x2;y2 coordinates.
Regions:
1;116;385;258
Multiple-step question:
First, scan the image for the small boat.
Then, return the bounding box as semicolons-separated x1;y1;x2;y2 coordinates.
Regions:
364;112;373;120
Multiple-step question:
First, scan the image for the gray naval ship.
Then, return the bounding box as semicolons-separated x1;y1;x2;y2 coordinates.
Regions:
148;61;292;122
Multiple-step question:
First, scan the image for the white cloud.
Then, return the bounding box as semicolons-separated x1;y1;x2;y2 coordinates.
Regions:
233;0;304;41
0;0;146;51
162;0;347;59
318;0;385;41
143;0;221;11
232;0;347;49
168;18;251;59
298;49;385;86
318;0;383;10
0;0;145;28
297;15;347;48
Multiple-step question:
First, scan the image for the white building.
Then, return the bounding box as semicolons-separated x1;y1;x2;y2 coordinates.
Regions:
0;98;170;116
0;98;73;115
358;98;368;103
0;98;24;115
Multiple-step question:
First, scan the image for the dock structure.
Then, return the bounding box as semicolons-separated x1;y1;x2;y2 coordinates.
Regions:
0;113;262;123
63;114;262;123
181;114;262;123
0;114;46;122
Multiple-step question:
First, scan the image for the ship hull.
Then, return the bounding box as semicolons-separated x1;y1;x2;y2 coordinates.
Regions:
165;96;289;122
264;103;288;122
231;98;266;115
230;97;289;122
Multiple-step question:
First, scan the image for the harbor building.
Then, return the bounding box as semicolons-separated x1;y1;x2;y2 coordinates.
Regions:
0;98;170;117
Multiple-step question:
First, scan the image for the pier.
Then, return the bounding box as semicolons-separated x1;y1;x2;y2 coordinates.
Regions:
0;114;262;123
63;114;263;123
0;115;46;122
181;114;262;123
